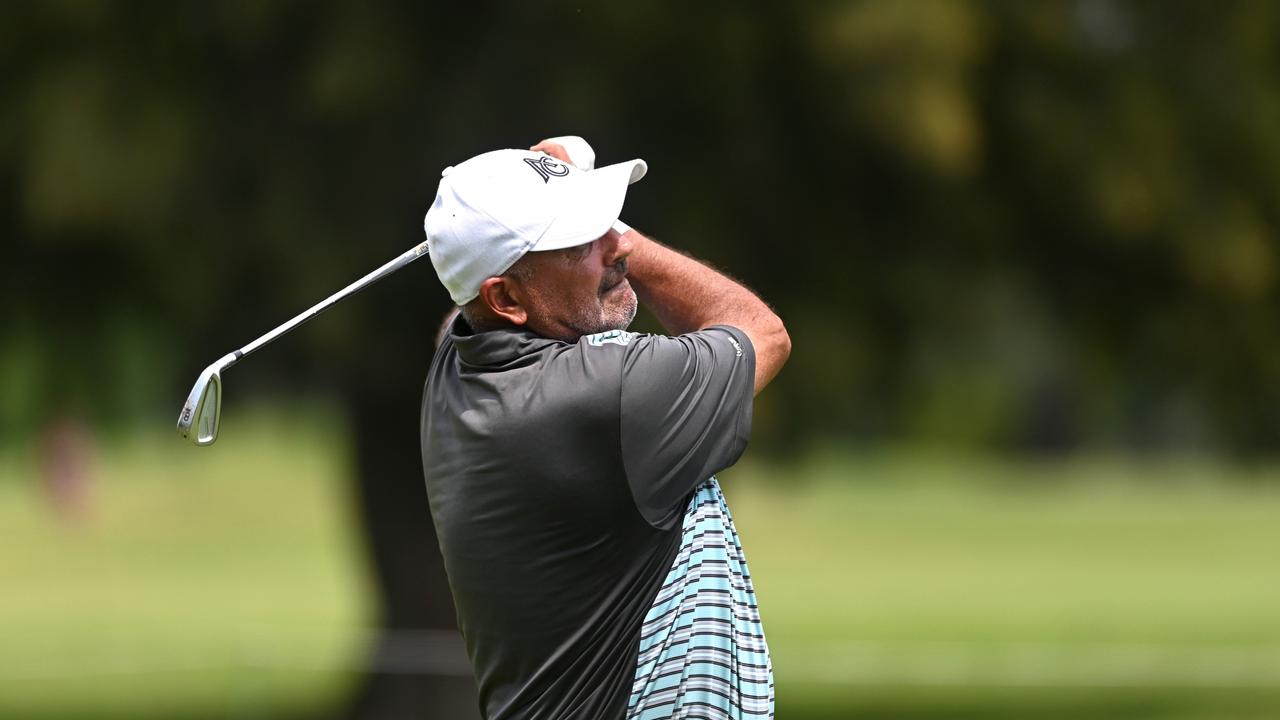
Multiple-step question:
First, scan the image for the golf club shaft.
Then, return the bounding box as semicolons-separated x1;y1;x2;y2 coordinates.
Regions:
228;240;431;367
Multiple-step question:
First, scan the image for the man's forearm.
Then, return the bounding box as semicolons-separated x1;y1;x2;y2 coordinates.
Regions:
625;230;790;394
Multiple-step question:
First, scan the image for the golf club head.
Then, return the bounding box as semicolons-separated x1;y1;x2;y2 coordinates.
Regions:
176;360;227;445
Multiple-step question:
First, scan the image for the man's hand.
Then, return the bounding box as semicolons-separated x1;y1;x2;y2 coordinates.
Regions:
530;139;572;164
530;136;596;170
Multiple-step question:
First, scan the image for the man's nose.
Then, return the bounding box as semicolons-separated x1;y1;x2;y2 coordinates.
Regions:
605;226;633;264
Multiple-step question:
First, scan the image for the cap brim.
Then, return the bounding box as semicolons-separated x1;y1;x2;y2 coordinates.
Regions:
530;159;647;252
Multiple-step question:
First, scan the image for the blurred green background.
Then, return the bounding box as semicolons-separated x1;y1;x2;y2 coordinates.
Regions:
4;1;1280;718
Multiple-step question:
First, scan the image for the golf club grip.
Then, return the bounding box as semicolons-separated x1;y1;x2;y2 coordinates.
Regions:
235;241;430;362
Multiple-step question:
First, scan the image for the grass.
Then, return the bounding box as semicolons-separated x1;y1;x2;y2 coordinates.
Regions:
2;416;1280;718
726;451;1280;718
0;406;369;719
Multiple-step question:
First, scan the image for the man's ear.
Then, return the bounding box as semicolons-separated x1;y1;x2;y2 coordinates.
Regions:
477;276;529;326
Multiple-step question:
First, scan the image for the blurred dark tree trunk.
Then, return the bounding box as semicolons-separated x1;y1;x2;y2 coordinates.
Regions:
340;388;480;720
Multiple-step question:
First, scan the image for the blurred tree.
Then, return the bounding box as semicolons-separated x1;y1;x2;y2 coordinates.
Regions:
5;0;1280;714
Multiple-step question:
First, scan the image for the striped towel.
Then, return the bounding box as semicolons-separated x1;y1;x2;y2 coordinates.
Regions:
628;478;775;719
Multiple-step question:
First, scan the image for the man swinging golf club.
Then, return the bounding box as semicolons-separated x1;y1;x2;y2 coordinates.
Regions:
420;136;790;719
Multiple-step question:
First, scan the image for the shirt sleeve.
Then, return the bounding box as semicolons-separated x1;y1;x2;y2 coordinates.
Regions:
619;325;755;529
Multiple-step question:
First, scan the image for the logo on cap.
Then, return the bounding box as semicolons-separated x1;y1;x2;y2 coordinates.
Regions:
523;156;571;183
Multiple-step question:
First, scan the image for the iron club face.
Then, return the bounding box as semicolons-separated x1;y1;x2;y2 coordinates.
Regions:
176;354;235;445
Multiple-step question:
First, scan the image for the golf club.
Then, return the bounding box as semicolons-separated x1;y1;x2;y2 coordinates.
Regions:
176;239;431;446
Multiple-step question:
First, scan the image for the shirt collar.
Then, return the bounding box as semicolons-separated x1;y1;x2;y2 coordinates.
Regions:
449;315;564;369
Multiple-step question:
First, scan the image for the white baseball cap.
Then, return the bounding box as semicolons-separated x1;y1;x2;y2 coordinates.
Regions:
423;146;647;305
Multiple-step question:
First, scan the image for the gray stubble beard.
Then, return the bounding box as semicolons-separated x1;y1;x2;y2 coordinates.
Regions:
567;282;638;340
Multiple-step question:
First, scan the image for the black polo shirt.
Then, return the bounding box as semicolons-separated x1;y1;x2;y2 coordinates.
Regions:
420;316;754;719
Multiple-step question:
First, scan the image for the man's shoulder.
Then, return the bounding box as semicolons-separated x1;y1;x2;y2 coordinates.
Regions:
576;325;744;351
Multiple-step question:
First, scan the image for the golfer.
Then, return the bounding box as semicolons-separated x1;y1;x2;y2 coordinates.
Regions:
420;136;790;719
